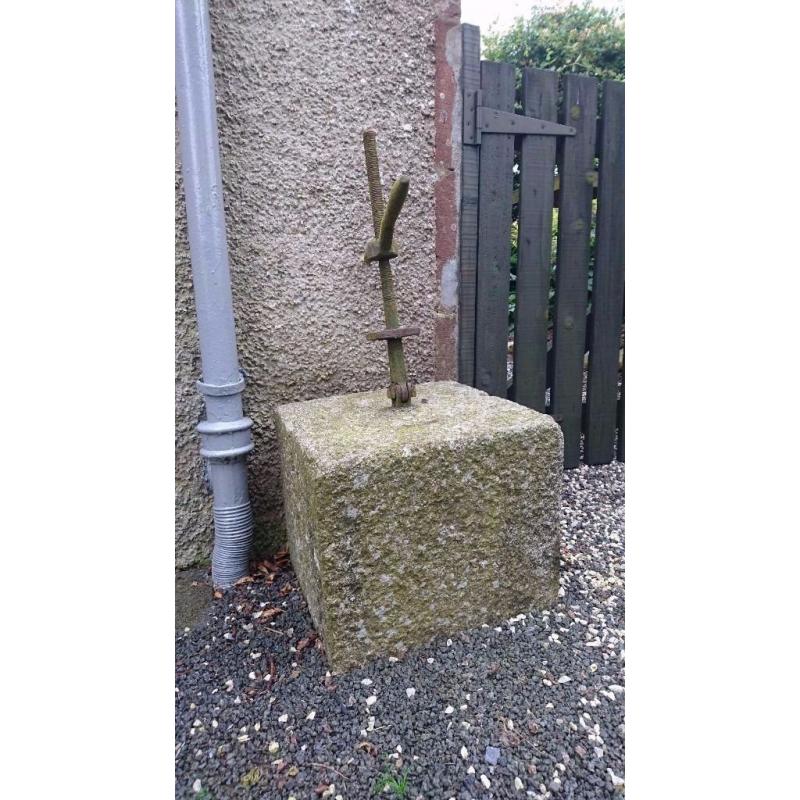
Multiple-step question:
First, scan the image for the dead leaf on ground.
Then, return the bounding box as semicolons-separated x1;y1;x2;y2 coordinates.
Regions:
254;607;283;622
356;741;378;757
256;558;277;574
500;726;521;747
296;633;318;653
240;767;261;787
235;575;255;586
213;590;223;599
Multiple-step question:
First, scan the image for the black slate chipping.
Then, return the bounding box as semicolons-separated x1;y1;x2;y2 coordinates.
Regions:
176;462;625;799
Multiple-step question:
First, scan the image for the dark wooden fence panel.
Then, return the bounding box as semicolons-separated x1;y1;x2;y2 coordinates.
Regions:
585;80;625;464
457;25;624;468
511;68;558;412
618;355;625;461
458;23;481;387
550;74;598;468
474;61;516;397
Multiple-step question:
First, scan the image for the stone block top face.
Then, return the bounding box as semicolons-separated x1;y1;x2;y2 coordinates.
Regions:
275;381;561;470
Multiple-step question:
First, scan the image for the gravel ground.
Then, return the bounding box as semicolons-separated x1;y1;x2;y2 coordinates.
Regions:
176;462;624;800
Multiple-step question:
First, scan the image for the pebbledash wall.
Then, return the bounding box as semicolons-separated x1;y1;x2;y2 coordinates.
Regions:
176;0;462;566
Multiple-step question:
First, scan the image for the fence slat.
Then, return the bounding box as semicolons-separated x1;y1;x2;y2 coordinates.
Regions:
617;351;624;461
585;80;625;464
551;74;598;468
474;61;516;397
458;24;481;385
511;68;558;412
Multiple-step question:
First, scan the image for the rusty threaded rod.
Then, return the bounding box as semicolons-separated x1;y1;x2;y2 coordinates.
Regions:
362;129;410;404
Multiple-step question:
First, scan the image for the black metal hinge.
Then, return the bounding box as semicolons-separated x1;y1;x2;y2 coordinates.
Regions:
464;90;577;145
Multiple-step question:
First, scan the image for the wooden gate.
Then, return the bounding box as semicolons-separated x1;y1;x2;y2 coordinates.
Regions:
458;24;625;469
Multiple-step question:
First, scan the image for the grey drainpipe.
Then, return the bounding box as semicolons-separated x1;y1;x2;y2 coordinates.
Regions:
176;0;254;587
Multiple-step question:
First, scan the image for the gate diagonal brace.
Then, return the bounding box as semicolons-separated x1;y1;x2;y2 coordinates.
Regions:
466;90;578;144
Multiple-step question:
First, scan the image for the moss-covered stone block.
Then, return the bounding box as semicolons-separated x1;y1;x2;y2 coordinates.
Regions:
275;381;563;672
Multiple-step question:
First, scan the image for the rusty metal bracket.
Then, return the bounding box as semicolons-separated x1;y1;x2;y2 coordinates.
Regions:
465;90;577;145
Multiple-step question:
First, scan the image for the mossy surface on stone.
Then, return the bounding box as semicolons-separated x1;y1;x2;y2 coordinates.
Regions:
276;381;563;672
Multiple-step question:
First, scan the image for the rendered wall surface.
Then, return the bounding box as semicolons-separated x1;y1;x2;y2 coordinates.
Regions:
176;0;461;566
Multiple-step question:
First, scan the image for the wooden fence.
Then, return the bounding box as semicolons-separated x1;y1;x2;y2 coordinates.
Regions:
458;24;625;469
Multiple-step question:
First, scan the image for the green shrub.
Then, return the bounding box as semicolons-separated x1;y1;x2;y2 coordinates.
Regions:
484;2;625;84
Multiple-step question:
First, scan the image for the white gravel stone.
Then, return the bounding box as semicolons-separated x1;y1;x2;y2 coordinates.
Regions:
480;774;491;789
360;678;373;686
444;705;454;714
406;687;416;699
608;768;625;787
366;695;377;706
460;746;469;759
192;779;202;793
514;776;524;791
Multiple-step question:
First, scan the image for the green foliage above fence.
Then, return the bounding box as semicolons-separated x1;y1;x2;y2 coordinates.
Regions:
483;2;625;83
